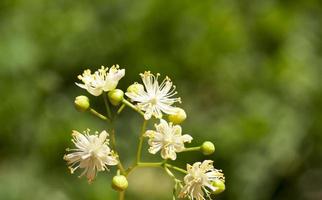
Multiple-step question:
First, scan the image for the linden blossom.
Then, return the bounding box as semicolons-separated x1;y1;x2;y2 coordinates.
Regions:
76;65;125;96
144;119;193;160
125;71;181;120
67;66;225;200
179;160;225;200
64;130;118;183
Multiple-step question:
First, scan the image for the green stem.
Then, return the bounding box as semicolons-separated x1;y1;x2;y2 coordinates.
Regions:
110;129;125;174
165;164;187;174
117;104;126;115
119;191;125;200
164;166;176;179
103;92;112;119
136;120;147;163
122;99;145;116
137;162;163;167
180;146;201;152
125;162;163;175
89;108;110;122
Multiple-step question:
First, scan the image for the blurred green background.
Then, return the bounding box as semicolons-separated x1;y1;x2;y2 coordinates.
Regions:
1;0;322;199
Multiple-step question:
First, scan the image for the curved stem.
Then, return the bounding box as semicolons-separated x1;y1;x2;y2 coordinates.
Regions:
165;164;187;174
122;99;145;116
136;120;147;163
101;93;125;174
117;104;126;115
89;108;110;122
110;129;125;174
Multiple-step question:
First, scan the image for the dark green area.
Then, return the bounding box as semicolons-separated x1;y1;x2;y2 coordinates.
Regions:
0;0;322;199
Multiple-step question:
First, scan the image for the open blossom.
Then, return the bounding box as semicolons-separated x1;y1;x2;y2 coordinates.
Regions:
179;160;225;200
144;119;192;160
125;71;181;120
64;130;118;183
76;65;125;96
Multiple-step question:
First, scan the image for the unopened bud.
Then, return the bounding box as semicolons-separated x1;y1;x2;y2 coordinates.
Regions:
168;108;187;124
74;95;90;112
108;89;124;106
201;141;215;155
127;83;144;94
111;175;128;191
211;179;225;195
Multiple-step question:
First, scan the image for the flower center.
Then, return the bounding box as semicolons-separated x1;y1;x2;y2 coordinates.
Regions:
149;97;158;105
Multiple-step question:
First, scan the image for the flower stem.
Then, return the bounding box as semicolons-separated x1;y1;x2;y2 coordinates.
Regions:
165;164;187;174
137;162;163;167
110;129;125;174
89;108;110;122
136;120;147;163
117;104;126;114
122;99;145;116
119;191;125;200
103;92;113;119
180;146;201;152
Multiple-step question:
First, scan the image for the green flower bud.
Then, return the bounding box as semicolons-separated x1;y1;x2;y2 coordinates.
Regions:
168;108;187;124
111;175;128;191
201;141;215;155
108;89;124;106
127;83;144;94
74;95;90;112
211;179;225;195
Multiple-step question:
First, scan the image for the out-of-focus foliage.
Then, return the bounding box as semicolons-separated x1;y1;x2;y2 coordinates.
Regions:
0;0;322;200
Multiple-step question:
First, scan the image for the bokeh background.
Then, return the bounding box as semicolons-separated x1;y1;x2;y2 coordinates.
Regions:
1;0;322;199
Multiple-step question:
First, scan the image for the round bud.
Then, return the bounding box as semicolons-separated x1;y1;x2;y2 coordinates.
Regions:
111;175;128;191
168;108;187;124
74;95;90;112
201;141;215;155
211;179;225;195
108;89;124;106
126;83;144;94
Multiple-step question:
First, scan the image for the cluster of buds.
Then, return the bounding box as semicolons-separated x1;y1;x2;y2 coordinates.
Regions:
65;65;225;200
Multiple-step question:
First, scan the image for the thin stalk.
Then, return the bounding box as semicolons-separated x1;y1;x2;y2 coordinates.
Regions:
165;164;187;174
110;129;125;174
103;92;112;119
136;120;147;163
122;99;145;116
137;162;163;167
180;146;201;152
117;104;126;115
89;108;110;122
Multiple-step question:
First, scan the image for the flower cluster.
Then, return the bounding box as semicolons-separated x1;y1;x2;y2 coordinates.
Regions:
65;65;225;200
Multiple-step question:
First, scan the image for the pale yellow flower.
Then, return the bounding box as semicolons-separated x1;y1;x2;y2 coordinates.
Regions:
125;71;181;120
144;119;192;160
76;65;125;96
64;130;118;183
179;160;225;200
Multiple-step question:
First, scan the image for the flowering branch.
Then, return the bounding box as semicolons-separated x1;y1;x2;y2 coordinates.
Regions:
65;65;225;200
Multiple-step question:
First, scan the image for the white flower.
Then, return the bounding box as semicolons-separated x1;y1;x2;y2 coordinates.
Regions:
64;130;118;183
179;160;225;200
76;65;125;96
125;71;181;120
144;119;192;160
